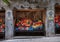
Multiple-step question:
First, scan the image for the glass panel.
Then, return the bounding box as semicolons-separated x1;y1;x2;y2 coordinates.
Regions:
0;10;5;39
13;9;46;36
55;6;60;34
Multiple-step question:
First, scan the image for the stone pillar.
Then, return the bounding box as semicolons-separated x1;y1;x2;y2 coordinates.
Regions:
5;9;14;39
45;0;55;36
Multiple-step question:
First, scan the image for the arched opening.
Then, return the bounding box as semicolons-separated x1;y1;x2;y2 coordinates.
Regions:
55;3;60;34
13;8;46;36
0;7;5;39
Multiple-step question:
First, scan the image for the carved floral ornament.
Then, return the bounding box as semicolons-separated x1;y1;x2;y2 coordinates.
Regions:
0;0;56;10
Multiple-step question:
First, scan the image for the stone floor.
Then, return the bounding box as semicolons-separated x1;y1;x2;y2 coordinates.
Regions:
0;37;60;42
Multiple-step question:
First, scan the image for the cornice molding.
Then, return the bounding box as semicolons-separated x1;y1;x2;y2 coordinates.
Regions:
0;0;58;10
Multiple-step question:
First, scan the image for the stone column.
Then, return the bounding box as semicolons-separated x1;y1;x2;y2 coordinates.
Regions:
45;0;55;36
5;9;14;39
